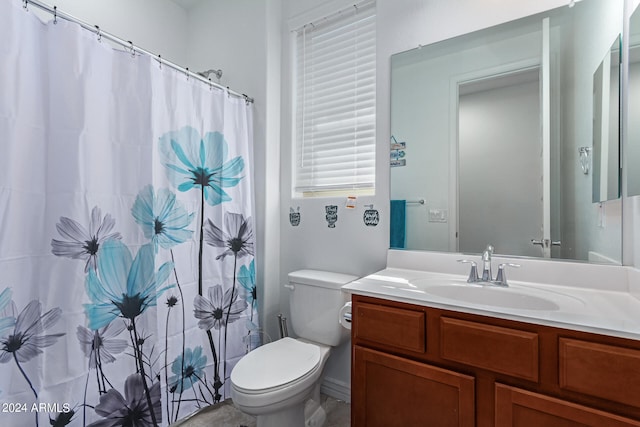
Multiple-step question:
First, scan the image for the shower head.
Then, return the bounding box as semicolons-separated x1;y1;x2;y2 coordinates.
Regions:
197;69;223;80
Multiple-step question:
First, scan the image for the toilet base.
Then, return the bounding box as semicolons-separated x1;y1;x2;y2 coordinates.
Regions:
256;404;305;427
304;398;327;427
254;397;327;427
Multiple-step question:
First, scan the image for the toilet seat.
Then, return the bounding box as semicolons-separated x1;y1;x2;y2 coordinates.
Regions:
231;337;321;394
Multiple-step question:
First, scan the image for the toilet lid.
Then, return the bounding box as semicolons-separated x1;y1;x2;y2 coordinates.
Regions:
231;337;321;392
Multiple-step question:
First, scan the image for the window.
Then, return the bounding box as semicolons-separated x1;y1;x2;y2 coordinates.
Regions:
294;1;376;195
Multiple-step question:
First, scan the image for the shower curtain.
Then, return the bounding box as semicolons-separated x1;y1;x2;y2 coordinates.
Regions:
0;2;258;426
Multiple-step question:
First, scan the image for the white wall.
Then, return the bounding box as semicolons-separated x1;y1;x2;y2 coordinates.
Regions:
280;0;388;397
42;0;189;64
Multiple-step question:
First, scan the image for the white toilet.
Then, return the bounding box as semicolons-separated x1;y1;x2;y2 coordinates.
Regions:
230;269;357;427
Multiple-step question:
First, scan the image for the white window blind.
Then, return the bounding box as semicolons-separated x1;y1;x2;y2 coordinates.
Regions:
294;1;376;194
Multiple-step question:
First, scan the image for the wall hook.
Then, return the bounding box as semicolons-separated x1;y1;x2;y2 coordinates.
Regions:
578;147;591;175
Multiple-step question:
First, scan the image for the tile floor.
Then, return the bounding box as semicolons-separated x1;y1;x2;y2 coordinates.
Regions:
173;394;350;427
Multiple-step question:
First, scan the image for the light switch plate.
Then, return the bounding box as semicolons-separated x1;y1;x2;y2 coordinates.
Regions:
428;208;448;223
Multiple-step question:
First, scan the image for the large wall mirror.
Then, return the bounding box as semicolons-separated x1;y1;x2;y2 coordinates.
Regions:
390;0;623;264
592;35;621;203
629;4;640;196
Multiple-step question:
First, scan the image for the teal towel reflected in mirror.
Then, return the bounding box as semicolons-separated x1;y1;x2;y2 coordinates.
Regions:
390;200;406;249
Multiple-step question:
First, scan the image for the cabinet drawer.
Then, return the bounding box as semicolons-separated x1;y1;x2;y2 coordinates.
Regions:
353;302;426;353
495;383;640;427
559;338;640;408
441;317;539;381
353;346;475;427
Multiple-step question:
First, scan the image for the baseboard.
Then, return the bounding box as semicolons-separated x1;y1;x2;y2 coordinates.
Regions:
320;377;351;403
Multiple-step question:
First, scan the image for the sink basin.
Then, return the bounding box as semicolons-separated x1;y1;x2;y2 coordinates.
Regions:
422;284;560;311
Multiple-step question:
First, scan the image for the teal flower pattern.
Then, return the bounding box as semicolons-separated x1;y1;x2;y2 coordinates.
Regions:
237;260;256;307
0;287;14;339
168;346;207;394
158;126;244;206
132;185;194;252
84;240;174;330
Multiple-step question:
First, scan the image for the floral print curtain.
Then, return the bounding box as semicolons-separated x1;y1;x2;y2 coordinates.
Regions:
0;3;257;426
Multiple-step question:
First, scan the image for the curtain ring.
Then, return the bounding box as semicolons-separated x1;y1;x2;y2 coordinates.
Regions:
95;25;102;42
23;0;28;11
157;54;162;69
226;87;231;98
208;78;213;91
128;41;135;57
53;6;57;24
186;67;190;81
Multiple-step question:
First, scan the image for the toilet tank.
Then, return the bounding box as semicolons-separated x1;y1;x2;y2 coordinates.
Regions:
287;270;358;347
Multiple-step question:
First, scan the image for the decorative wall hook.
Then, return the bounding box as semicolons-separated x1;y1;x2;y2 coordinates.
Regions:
578;146;591;175
289;207;301;226
325;205;338;228
363;204;379;227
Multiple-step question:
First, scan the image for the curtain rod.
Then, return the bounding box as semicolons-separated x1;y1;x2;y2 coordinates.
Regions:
22;0;254;104
292;0;375;33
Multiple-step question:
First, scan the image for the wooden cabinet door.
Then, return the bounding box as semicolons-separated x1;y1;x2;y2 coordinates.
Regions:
352;345;475;427
495;384;640;427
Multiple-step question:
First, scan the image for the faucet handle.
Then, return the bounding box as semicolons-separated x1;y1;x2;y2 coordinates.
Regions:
457;259;479;283
495;263;520;286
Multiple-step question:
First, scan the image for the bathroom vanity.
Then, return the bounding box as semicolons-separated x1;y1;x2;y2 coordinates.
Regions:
344;252;640;427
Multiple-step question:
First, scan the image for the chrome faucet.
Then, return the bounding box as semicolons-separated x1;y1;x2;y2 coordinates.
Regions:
494;263;521;287
458;245;520;286
481;245;494;282
457;259;479;283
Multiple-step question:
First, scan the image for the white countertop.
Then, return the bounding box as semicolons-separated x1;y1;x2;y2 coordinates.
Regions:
342;253;640;341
